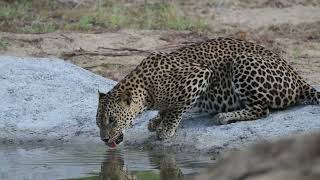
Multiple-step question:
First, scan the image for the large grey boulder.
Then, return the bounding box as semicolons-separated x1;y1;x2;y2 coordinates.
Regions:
0;56;319;153
0;56;116;144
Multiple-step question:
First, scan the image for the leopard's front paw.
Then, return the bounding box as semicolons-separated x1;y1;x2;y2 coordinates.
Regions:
148;120;160;132
214;113;237;125
156;122;176;140
148;116;162;132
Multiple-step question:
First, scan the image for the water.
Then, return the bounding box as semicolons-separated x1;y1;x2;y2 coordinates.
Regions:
0;144;215;180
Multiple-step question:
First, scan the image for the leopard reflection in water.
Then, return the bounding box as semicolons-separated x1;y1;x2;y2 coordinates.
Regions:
99;150;183;180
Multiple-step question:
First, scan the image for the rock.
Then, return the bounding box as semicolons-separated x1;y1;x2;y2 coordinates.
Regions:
0;56;116;144
194;131;320;180
0;56;319;154
126;103;320;153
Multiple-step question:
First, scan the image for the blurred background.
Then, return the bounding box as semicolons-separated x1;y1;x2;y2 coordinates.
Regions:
0;0;319;82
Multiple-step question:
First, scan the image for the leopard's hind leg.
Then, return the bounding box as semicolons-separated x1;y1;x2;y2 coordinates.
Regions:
215;103;269;125
214;53;273;124
148;114;162;132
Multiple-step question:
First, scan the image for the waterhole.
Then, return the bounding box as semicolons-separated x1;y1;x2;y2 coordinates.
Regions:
0;144;215;180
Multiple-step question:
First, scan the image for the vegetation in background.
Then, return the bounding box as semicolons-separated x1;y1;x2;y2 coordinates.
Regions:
0;37;9;50
292;47;302;58
0;0;209;33
20;22;57;33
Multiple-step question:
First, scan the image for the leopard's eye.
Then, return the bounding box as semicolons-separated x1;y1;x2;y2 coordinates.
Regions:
108;115;118;128
109;115;116;123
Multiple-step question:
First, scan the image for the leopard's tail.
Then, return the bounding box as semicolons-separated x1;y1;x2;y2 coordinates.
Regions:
301;84;320;105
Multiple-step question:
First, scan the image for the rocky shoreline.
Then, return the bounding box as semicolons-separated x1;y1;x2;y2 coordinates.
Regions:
0;56;319;154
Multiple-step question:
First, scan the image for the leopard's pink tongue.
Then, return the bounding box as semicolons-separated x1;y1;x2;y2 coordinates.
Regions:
109;141;117;148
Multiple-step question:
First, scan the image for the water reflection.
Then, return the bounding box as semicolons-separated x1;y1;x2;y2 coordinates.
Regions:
0;144;213;180
148;153;183;180
99;149;184;180
99;149;136;180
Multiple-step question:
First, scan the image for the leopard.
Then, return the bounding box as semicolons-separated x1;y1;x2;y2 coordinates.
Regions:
96;37;320;147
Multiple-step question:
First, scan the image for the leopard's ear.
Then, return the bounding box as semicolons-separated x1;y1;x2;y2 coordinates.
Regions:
98;90;107;98
119;90;132;106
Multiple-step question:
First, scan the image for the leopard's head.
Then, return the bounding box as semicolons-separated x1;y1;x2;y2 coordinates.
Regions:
96;90;136;147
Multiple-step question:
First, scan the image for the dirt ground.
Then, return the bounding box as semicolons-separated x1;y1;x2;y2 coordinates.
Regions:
1;0;320;84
